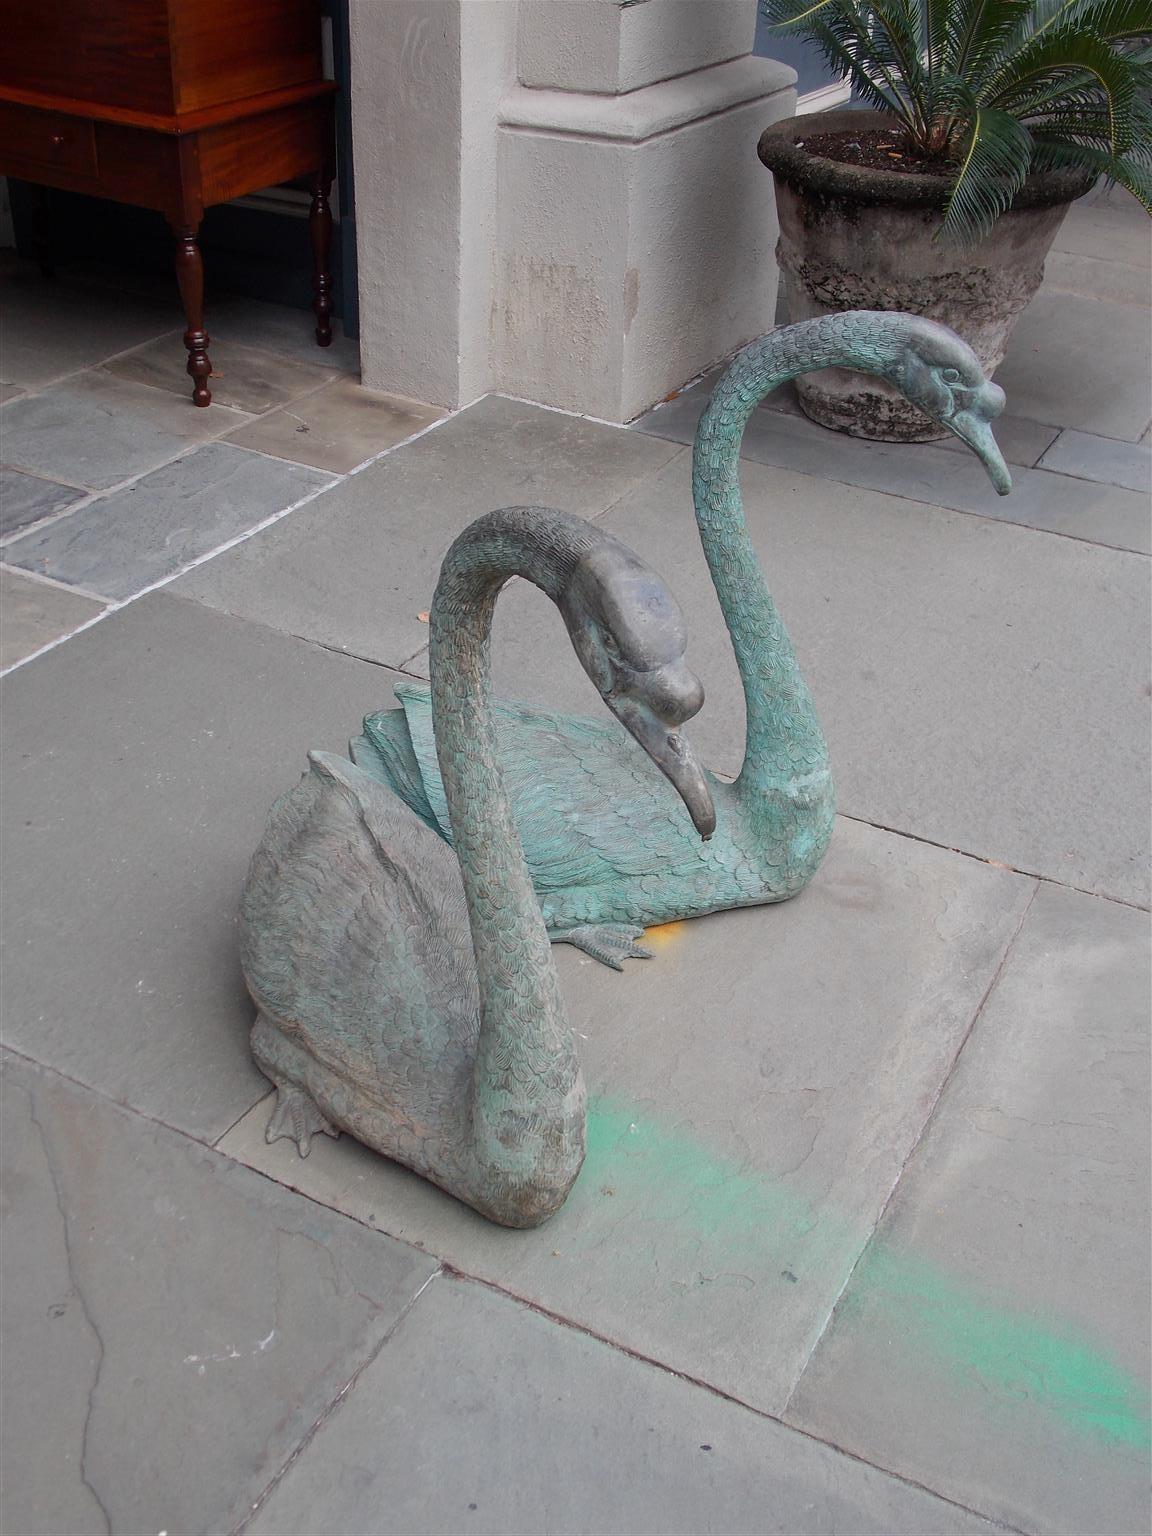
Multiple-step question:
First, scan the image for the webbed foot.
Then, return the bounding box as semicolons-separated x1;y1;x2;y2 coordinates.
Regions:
265;1082;340;1158
550;923;653;971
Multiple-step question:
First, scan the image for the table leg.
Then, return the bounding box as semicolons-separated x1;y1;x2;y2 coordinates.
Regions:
309;173;334;348
171;223;212;407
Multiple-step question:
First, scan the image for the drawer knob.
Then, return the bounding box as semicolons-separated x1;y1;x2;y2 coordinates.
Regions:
49;133;66;149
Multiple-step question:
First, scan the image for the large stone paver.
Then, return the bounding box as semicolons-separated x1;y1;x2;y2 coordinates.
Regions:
634;386;1149;553
995;289;1152;441
221;815;1032;1416
0;567;104;669
1045;248;1150;307
786;883;1151;1536
0;261;179;389
464;449;1150;904
0;1051;436;1536
224;374;446;473
3;442;333;600
1038;428;1152;495
207;291;361;374
0;592;412;1141
0;467;85;537
105;334;338;415
1051;191;1151;271
633;374;1060;472
247;1275;996;1536
172;394;681;666
0;370;243;491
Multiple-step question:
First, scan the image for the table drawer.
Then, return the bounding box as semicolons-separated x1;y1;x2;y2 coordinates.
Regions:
0;102;98;177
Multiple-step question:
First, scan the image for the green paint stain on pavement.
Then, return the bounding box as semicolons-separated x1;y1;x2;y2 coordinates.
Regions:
584;1095;1150;1454
583;1094;847;1261
851;1247;1152;1453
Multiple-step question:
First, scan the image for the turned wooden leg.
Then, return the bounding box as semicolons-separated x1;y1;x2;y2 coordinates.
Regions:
172;224;212;407
309;174;334;348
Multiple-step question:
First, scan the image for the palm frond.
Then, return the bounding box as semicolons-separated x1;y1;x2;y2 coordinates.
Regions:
984;29;1137;148
945;0;1038;87
925;0;954;82
943;0;999;73
940;107;1034;241
923;68;982;150
1030;84;1152;149
764;0;922;130
1031;132;1152;208
1015;67;1133;112
1075;0;1152;38
1018;0;1085;40
1021;0;1152;39
760;0;841;24
810;21;922;123
868;0;932;123
757;0;1152;237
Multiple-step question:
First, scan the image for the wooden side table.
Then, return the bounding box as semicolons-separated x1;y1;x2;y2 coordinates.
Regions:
0;1;337;406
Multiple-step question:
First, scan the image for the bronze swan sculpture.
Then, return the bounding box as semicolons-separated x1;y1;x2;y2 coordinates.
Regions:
239;507;714;1228
355;313;1011;967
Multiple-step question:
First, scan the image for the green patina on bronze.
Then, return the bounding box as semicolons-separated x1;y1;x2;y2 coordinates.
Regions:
584;1096;1150;1453
239;509;714;1228
356;313;1011;968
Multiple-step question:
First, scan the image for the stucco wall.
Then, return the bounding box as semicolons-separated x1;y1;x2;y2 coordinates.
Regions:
517;0;755;93
349;0;465;406
349;0;794;419
494;53;795;419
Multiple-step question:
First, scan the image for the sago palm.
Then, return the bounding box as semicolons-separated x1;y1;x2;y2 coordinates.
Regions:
759;0;1152;241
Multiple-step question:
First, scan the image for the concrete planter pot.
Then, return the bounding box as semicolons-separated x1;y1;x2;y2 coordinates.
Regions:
757;109;1091;441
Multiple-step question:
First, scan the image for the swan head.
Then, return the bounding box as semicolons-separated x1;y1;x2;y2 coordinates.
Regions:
883;317;1012;495
558;538;717;840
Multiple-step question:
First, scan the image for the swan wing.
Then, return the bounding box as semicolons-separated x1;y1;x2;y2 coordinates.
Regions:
363;682;709;894
240;752;479;1096
350;712;438;830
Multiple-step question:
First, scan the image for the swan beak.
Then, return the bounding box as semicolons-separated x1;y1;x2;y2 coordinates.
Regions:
606;696;717;840
949;392;1012;496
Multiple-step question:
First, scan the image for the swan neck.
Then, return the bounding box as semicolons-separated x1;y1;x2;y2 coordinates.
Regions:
691;319;867;789
429;510;588;1166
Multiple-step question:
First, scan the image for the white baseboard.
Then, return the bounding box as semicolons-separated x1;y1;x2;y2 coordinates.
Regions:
796;78;853;115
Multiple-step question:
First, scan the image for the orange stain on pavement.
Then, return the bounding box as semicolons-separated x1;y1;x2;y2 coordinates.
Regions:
642;921;686;951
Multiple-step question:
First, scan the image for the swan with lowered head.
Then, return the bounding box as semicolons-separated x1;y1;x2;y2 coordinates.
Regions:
239;506;714;1229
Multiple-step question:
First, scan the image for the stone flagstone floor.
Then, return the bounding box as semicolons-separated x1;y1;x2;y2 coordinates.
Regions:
1;184;1149;1536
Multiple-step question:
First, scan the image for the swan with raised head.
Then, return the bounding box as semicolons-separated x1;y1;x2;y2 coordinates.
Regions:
240;507;714;1228
355;313;1011;967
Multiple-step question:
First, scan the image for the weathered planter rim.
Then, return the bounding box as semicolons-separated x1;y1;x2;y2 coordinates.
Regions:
758;108;1093;212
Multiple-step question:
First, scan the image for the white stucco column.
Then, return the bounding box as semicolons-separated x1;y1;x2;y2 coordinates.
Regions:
348;0;516;409
349;0;795;420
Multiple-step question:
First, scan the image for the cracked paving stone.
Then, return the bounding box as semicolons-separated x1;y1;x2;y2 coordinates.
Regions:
247;1275;997;1536
0;1051;437;1536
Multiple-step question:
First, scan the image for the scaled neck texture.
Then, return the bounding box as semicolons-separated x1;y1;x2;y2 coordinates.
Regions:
690;316;897;791
428;508;590;1182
